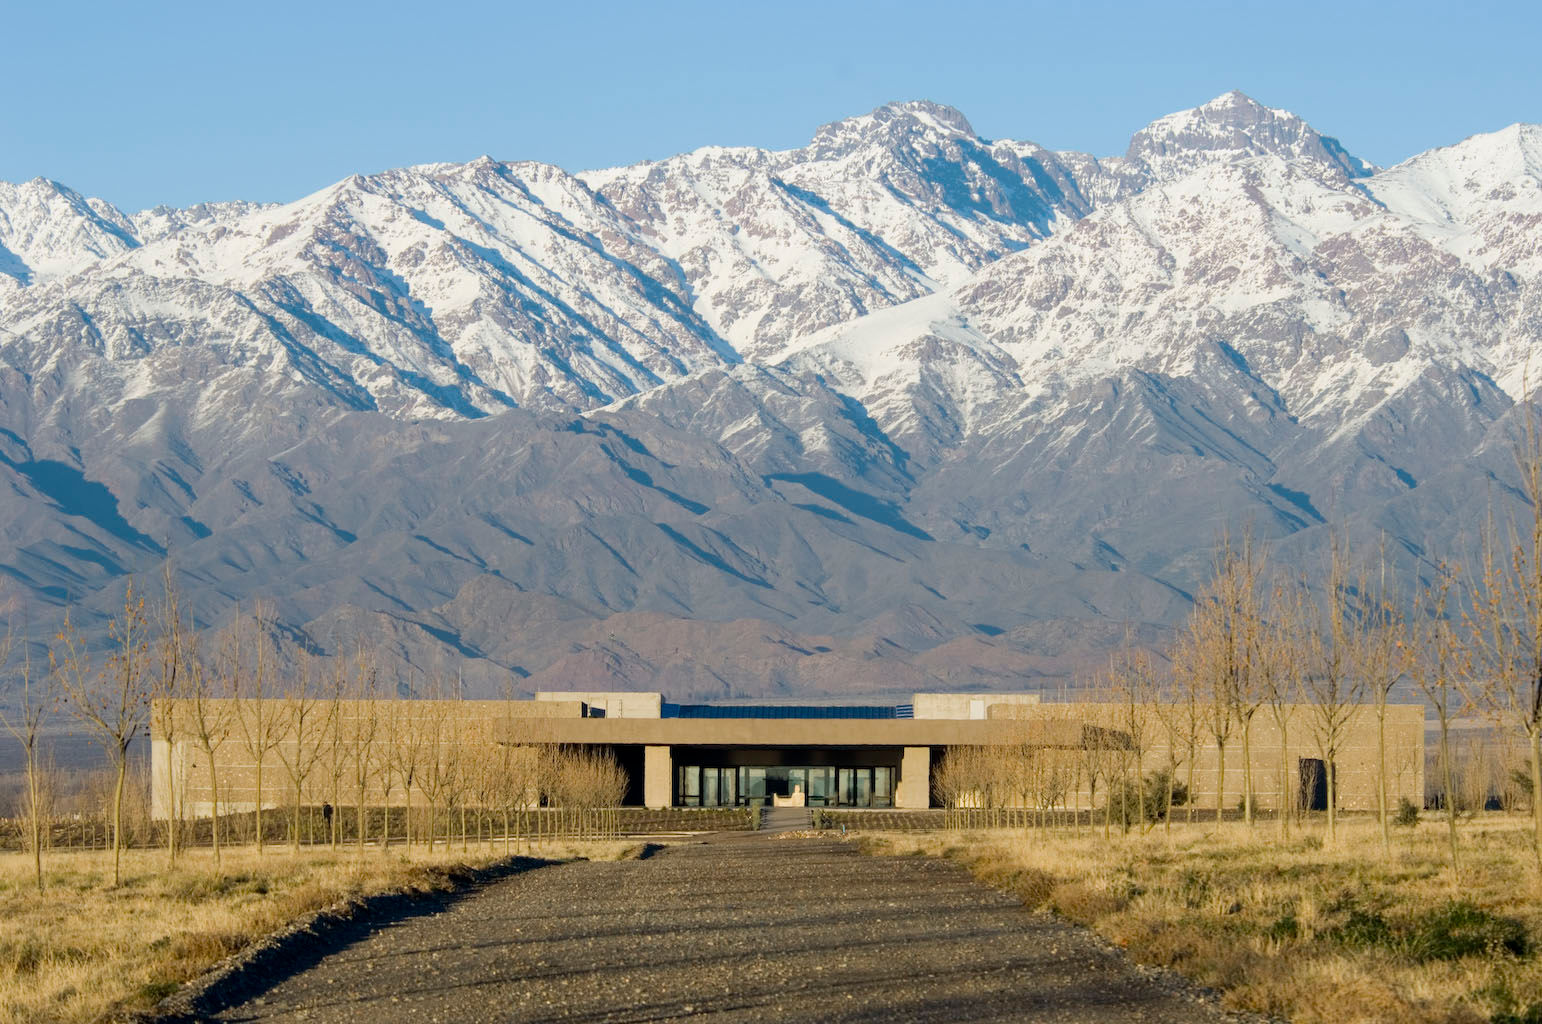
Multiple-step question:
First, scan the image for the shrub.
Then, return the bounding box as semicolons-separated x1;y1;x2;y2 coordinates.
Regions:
1394;797;1420;828
1407;901;1529;961
1104;771;1186;827
1052;881;1129;921
1266;909;1300;942
1330;908;1395;950
1489;1006;1542;1024
1327;899;1528;962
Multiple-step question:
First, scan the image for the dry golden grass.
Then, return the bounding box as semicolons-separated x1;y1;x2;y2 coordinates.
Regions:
0;839;642;1024
862;815;1542;1024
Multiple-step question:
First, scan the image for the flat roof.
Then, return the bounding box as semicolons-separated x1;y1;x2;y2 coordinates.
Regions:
501;716;1092;748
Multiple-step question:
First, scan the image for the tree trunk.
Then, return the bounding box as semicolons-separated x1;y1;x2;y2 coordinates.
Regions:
1326;755;1338;845
1277;716;1291;840
165;749;178;869
111;745;128;887
293;780;304;852
1163;762;1175;836
1438;709;1459;883
27;748;43;892
1377;703;1390;852
1529;727;1542;877
1185;750;1195;826
1242;718;1254;827
1215;740;1226;825
254;756;264;855
208;756;222;870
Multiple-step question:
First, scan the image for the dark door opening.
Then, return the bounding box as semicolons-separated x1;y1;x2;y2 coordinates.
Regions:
1299;757;1331;811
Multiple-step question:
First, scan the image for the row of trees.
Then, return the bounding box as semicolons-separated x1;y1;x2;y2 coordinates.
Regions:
1;569;629;892
928;511;1539;888
927;408;1542;889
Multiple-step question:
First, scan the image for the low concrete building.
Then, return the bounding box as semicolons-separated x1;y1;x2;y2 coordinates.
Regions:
150;690;1423;818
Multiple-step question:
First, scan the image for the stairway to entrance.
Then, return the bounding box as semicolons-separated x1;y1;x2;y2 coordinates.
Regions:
760;806;811;832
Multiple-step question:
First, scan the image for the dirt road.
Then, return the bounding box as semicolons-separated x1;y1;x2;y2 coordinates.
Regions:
203;835;1244;1023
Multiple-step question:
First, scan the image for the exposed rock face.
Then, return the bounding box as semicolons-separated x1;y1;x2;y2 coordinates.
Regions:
0;94;1537;701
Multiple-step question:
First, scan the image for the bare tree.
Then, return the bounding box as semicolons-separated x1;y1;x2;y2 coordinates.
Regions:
321;658;349;848
1259;575;1306;838
1407;562;1463;879
150;566;191;866
1352;537;1408;851
391;682;427;848
1151;670;1193;835
53;583;154;887
347;649;380;852
228;605;280;853
1113;645;1156;832
419;694;449;848
1182;532;1263;825
185;631;232;868
275;653;324;851
1299;541;1366;845
1;628;57;891
1466;404;1542;874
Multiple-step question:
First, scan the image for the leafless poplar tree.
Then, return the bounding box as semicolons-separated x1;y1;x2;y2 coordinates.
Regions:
1113;645;1156;831
1350;538;1408;851
1407;562;1463;878
1466;403;1542;874
276;653;324;851
1182;532;1264;824
2;628;57;891
53;582;153;887
347;649;380;851
185;631;232;868
228;604;280;852
1259;575;1305;838
1299;541;1366;845
150;566;191;866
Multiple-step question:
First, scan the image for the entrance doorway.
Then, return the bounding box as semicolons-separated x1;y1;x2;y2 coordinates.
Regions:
676;764;893;807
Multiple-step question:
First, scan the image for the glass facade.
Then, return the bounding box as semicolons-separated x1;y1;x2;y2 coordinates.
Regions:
676;764;893;807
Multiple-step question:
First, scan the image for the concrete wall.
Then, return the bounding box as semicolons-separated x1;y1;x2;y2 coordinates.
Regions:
897;747;930;809
644;746;672;809
536;691;662;718
912;692;1041;720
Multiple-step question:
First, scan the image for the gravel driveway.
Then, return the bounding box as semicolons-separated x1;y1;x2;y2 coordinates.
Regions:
209;835;1245;1023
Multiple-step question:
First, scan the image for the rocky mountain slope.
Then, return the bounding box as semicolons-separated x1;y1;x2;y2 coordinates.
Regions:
0;91;1537;701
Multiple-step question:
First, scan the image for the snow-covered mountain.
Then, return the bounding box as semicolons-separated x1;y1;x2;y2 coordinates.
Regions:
0;91;1536;701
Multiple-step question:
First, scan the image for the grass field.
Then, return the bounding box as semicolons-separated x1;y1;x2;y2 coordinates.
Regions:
0;840;641;1024
861;815;1542;1024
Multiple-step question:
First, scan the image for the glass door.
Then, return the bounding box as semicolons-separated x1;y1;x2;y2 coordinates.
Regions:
679;766;700;807
874;767;893;808
808;767;831;806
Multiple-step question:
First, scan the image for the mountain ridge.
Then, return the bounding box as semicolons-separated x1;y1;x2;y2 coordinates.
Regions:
0;92;1536;703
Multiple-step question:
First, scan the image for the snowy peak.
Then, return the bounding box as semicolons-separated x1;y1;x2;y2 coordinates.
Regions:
804;100;978;160
1367;121;1542;277
0;177;139;285
1127;90;1375;181
1372;122;1542;218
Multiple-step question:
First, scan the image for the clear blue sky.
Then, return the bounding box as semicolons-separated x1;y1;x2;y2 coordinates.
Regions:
5;0;1537;211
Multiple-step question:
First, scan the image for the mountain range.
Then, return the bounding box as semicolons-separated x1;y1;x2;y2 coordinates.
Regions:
1;90;1537;703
